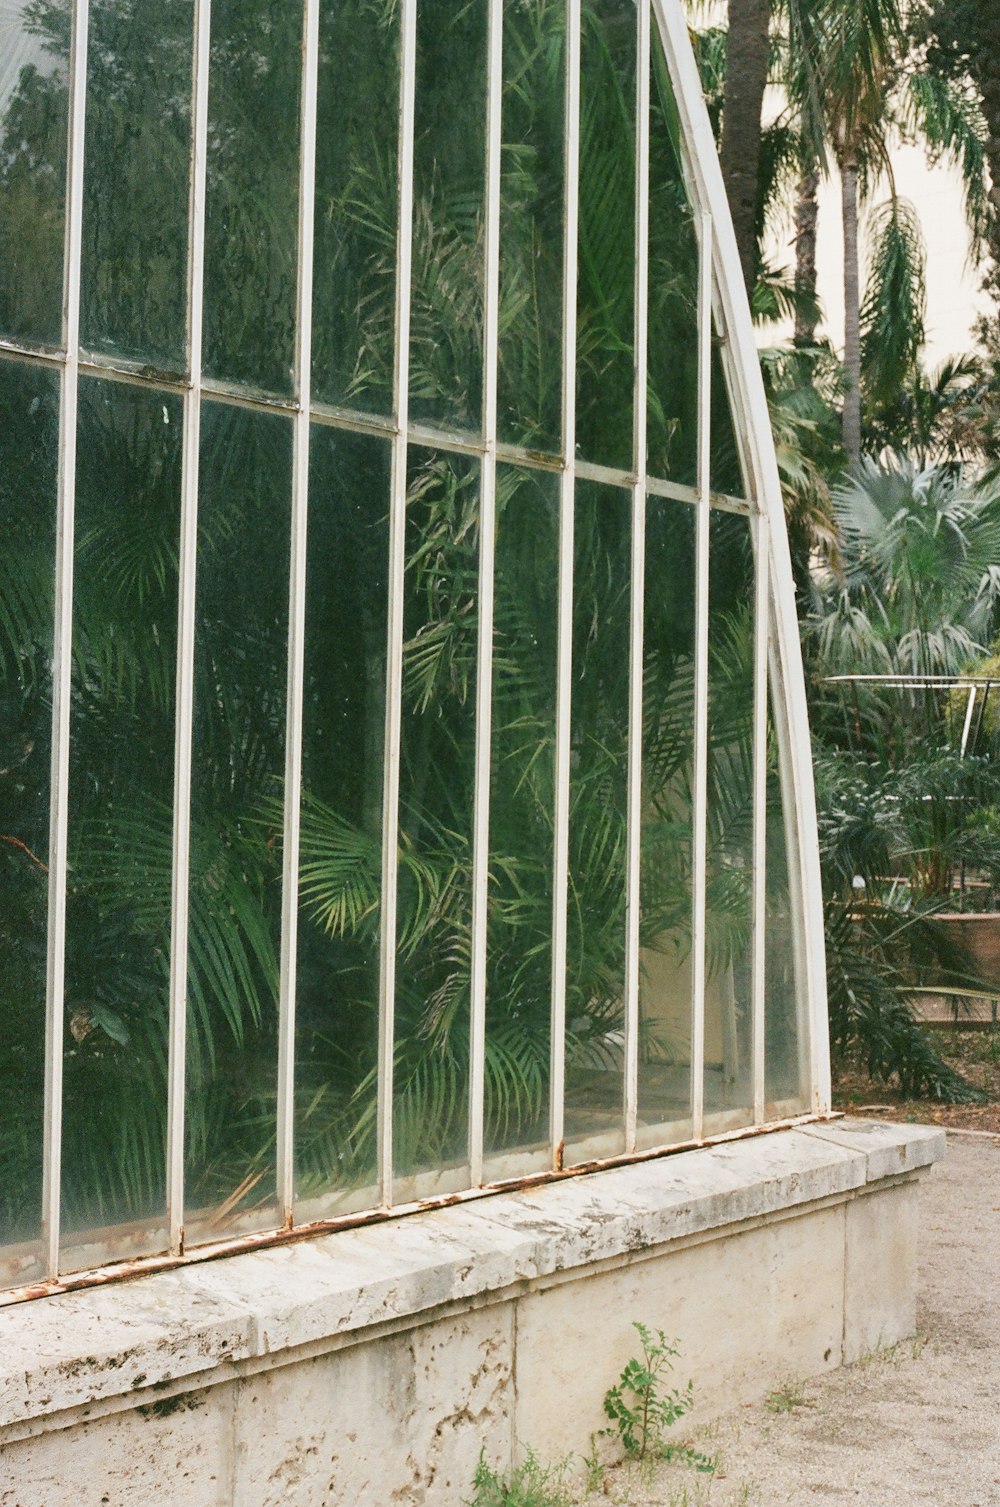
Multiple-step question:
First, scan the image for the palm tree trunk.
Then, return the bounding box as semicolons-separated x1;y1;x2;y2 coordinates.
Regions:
840;149;862;468
793;166;819;347
976;47;1000;275
720;0;772;295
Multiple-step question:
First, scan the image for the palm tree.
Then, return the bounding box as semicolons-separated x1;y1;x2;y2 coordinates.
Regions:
719;0;773;292
779;0;990;465
808;455;1000;1099
922;0;1000;278
811;455;1000;680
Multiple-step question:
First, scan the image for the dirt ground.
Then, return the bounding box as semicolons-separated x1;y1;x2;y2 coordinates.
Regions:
832;1025;1000;1134
587;1131;1000;1507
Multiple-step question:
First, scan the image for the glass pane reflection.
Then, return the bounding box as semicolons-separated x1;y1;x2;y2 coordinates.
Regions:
0;0;69;346
0;361;59;1283
703;510;754;1125
637;497;696;1144
575;0;636;472
312;1;400;413
294;428;391;1215
497;0;565;453
564;480;630;1160
711;340;744;497
766;689;809;1109
203;0;300;394
81;0;193;370
484;466;559;1169
408;3;487;432
647;33;699;487
184;403;291;1243
393;450;479;1190
61;377;182;1267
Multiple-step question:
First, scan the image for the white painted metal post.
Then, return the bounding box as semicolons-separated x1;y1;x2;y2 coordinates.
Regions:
690;211;712;1142
42;0;90;1279
652;0;831;1115
166;0;213;1258
550;0;581;1167
752;511;769;1123
276;0;321;1226
960;686;977;760
468;0;503;1186
378;0;418;1206
624;0;651;1155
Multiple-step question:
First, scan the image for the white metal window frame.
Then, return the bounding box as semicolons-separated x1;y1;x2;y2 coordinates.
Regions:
0;0;830;1306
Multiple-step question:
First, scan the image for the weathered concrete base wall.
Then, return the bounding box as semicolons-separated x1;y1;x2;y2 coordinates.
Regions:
0;1121;943;1507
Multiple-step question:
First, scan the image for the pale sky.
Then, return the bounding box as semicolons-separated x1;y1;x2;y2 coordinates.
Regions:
808;144;991;368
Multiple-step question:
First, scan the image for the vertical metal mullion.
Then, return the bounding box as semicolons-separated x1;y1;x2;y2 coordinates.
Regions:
276;0;322;1225
624;0;650;1155
42;0;90;1280
167;0;213;1255
959;686;977;759
550;0;581;1168
690;212;712;1142
377;0;418;1208
751;513;769;1124
469;0;504;1186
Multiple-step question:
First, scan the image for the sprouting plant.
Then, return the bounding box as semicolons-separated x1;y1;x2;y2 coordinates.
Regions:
466;1448;575;1507
602;1323;715;1472
582;1434;605;1493
763;1382;815;1414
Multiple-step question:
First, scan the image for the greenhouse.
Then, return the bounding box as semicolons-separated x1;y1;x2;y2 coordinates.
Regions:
0;0;940;1501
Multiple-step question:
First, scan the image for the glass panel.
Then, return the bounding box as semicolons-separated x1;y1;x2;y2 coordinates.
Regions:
0;0;69;347
711;339;744;497
496;0;565;453
294;427;391;1218
408;2;487;432
81;0;193;370
184;402;291;1245
60;377;182;1269
311;0;399;414
203;0;300;394
575;0;636;472
483;466;559;1173
637;496;696;1148
647;32;699;487
766;684;809;1110
703;509;754;1126
393;450;479;1194
564;480;630;1161
0;361;59;1286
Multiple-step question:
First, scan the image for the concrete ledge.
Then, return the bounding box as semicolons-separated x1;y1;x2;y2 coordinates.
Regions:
0;1119;943;1444
800;1118;944;1181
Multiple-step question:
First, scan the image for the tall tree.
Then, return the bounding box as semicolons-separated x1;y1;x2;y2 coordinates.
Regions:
819;0;908;467
922;0;1000;276
776;0;988;465
720;0;772;292
793;167;820;345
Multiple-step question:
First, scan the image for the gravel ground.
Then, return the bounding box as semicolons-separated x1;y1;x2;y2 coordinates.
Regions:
591;1131;1000;1507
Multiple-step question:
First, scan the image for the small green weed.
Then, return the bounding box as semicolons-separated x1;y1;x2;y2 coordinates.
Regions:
602;1323;716;1472
581;1434;604;1493
466;1448;575;1507
728;1483;761;1505
763;1382;814;1414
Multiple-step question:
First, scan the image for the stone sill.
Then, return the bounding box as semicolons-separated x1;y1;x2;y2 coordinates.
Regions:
0;1119;944;1439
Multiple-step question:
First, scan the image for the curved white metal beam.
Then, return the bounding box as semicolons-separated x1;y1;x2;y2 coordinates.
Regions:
651;0;831;1113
